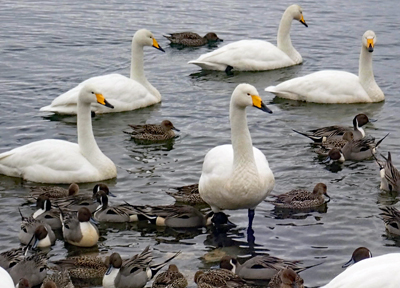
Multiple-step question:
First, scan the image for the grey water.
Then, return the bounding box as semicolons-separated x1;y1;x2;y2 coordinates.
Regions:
0;0;399;287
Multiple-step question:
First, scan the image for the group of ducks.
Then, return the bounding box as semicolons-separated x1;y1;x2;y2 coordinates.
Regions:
0;2;397;288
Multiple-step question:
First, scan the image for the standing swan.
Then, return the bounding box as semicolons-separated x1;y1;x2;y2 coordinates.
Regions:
40;29;165;114
188;4;307;72
0;84;117;183
265;30;384;103
199;84;275;232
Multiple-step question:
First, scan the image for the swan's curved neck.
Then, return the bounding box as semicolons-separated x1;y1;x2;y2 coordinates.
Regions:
130;41;161;100
229;103;257;171
277;10;300;62
358;47;383;101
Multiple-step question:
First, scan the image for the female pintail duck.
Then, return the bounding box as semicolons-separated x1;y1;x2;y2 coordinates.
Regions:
164;32;222;47
342;247;372;268
152;264;188;288
9;253;47;287
93;191;147;222
41;281;57;288
19;210;55;248
324;132;388;163
0;84;116;183
124;120;179;141
379;206;400;235
0;266;15;288
40;29;164;115
40;270;74;288
61;207;99;247
0;248;24;271
194;268;250;288
321;252;400;288
29;183;79;201
16;278;31;288
293;114;375;143
268;267;304;288
166;184;207;206
266;30;384;103
52;255;108;279
189;4;307;72
375;152;400;192
199;84;275;231
32;195;62;229
268;183;330;210
220;255;305;280
102;247;181;288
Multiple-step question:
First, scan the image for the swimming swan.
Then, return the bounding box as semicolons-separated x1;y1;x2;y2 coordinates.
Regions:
0;84;117;183
40;29;165;114
199;84;275;230
188;4;307;72
265;30;384;103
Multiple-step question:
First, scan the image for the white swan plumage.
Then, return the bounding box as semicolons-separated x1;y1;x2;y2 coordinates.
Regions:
199;83;275;228
188;4;307;72
0;84;117;183
0;267;14;288
40;29;165;114
265;30;384;103
322;253;400;288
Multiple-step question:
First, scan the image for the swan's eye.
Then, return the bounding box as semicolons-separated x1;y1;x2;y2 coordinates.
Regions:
247;93;250;96
91;92;94;94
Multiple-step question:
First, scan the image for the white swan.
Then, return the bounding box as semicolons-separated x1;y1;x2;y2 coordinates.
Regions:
40;29;165;114
199;84;275;230
322;253;400;288
0;84;117;183
188;4;307;72
265;30;384;103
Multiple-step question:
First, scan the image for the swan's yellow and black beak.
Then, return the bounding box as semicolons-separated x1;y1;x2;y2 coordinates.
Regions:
251;95;272;114
96;93;114;109
367;38;374;53
300;15;308;27
153;38;165;52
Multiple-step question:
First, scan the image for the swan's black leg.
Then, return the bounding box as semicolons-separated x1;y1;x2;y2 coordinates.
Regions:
225;65;234;75
247;209;255;247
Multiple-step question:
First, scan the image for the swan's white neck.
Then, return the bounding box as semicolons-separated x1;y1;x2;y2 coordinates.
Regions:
358;46;384;102
277;10;301;63
130;41;161;100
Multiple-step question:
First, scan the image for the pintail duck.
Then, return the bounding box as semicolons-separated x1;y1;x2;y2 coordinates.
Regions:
268;267;304;288
342;247;372;268
166;184;207;206
28;183;79;201
379;206;400;235
293;114;375;143
268;183;330;209
40;270;74;288
33;195;62;229
19;210;55;248
9;253;47;287
16;278;31;288
53;255;108;279
164;32;222;47
194;268;250;288
124;120;179;141
220;255;305;281
152;264;188;288
93;191;147;222
375;152;400;192
0;248;24;271
61;207;99;247
102;246;181;288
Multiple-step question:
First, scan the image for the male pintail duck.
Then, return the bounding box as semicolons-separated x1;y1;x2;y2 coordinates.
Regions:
220;255;305;280
9;253;47;287
124;120;179;141
152;264;188;288
52;255;108;279
166;184;207;206
321;252;400;288
375;152;400;192
40;270;74;288
32;195;62;229
379;206;400;235
28;183;79;201
0;247;24;271
293;114;375;143
61;207;99;247
198;84;274;233
19;210;55;248
93;191;147;222
102;246;181;288
268;267;304;288
194;268;250;288
164;32;222;47
25;224;56;248
268;183;330;209
16;278;31;288
342;247;372;268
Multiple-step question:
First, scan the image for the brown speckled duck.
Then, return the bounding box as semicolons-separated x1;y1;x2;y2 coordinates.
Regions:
164;32;222;47
267;268;304;288
124;120;179;141
152;264;188;288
